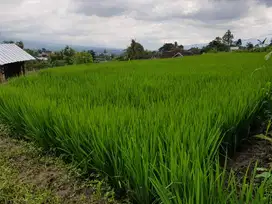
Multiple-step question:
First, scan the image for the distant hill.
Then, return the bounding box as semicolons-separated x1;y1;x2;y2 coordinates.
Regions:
184;43;207;49
1;34;271;54
184;35;272;49
0;37;124;55
22;40;124;55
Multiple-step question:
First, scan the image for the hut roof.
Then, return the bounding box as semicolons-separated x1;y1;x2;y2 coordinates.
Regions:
0;44;35;66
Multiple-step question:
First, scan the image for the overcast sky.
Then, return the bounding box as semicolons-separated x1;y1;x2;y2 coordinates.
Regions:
0;0;272;50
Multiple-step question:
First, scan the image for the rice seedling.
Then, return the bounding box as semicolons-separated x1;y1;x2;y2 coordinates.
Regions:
0;53;272;203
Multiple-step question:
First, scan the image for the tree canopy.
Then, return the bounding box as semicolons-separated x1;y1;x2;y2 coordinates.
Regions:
159;42;184;52
2;40;24;49
235;39;242;47
222;30;234;47
49;46;93;65
73;51;93;64
246;42;254;50
88;50;96;61
201;36;229;53
125;39;145;60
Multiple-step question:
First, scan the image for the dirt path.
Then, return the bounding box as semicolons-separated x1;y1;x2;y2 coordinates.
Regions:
0;124;119;204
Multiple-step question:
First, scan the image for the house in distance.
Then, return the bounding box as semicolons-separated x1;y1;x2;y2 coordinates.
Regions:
230;46;240;52
0;43;35;82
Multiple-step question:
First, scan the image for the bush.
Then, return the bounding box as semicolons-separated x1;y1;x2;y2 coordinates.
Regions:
25;60;51;71
207;48;218;53
233;46;272;53
51;60;67;67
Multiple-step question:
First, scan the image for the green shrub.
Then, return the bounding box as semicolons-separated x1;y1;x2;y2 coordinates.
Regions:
25;61;51;71
51;60;67;67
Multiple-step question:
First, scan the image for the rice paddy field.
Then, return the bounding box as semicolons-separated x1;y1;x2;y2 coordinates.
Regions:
0;53;272;203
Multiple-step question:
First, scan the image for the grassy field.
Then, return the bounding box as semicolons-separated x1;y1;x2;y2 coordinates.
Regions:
0;53;272;203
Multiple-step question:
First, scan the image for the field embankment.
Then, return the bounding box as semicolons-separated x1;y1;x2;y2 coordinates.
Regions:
0;53;272;203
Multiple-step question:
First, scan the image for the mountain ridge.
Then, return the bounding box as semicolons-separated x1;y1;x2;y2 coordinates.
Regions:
1;35;271;54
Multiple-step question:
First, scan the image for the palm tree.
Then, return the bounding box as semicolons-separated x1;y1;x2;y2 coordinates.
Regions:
257;38;267;48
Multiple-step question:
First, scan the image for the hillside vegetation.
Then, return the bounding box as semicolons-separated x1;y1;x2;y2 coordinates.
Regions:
0;53;272;203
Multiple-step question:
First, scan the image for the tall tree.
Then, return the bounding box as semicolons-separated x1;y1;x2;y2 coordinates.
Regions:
88;50;96;61
257;38;267;47
61;45;76;65
215;37;222;43
130;39;137;58
204;37;229;52
16;41;24;49
126;39;145;60
236;39;242;47
222;30;234;47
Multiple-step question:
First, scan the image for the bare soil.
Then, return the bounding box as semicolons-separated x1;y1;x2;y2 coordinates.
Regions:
0;124;124;204
227;135;272;186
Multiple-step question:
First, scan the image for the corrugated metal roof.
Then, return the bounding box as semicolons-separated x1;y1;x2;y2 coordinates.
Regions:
0;43;35;65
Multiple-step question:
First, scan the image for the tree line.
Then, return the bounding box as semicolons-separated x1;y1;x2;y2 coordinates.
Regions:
116;30;272;60
2;41;95;70
201;30;272;53
2;29;272;70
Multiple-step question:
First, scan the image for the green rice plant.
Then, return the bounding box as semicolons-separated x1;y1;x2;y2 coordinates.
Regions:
0;53;272;203
255;120;272;143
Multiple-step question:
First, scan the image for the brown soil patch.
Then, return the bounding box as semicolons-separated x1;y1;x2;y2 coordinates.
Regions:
228;136;272;181
0;124;124;204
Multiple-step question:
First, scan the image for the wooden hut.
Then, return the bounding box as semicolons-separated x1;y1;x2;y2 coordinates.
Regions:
0;43;35;82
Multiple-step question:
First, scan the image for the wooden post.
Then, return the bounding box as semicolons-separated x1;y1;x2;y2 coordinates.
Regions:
0;72;3;83
0;66;5;83
22;62;25;75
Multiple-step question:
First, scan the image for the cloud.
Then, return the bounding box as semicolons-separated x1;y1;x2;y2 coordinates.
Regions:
75;0;248;23
75;0;128;17
184;1;251;22
0;0;272;50
257;0;272;7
